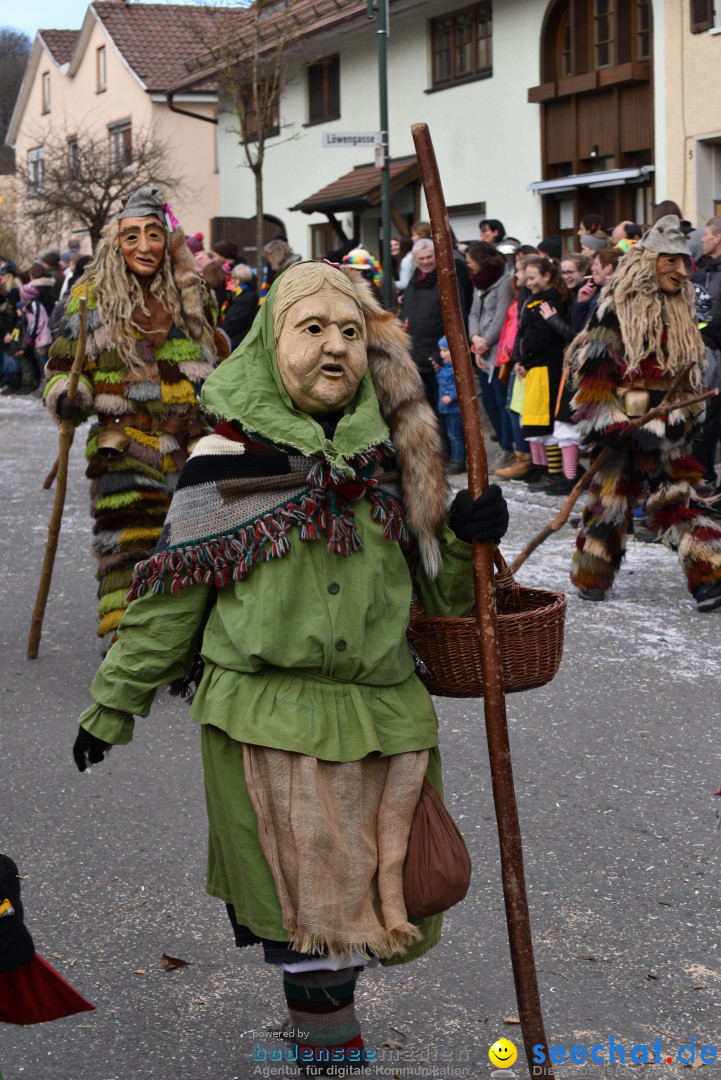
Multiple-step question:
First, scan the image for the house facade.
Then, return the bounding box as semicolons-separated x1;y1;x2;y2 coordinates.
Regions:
188;0;671;261
664;0;721;228
6;2;221;258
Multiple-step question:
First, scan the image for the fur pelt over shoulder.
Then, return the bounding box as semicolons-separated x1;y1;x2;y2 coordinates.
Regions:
338;266;450;579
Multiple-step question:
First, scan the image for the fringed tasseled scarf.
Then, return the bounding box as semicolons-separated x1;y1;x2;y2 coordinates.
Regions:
127;421;410;602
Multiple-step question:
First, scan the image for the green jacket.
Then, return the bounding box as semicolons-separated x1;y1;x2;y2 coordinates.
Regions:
79;268;475;757
76;266;476;962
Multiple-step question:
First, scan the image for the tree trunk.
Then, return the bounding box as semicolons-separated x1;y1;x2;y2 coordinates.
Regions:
254;166;264;287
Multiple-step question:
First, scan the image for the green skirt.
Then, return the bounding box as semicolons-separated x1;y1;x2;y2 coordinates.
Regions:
200;724;444;966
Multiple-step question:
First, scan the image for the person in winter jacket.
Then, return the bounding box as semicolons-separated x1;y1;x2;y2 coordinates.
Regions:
10;284;52;391
570;215;721;611
494;251;533;479
220;262;259;350
400;238;470;412
691;217;721;488
69;259;508;1076
435;335;466;473
28;264;56;316
511;254;574;488
514;257;570;480
571;248;620;334
0;261;22;394
466;241;514;460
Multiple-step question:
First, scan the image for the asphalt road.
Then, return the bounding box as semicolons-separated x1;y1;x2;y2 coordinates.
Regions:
1;394;720;1080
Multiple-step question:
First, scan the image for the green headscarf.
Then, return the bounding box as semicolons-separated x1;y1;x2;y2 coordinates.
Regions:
201;263;389;475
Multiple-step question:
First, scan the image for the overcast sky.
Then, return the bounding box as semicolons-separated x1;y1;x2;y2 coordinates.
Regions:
4;0;211;41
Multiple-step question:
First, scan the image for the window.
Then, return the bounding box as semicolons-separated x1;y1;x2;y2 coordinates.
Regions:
108;120;132;170
97;45;106;92
67;135;79;178
558;8;572;76
636;0;650;57
41;72;50;113
28;147;44;194
430;3;492;87
546;0;651;81
243;83;280;139
593;0;614;68
307;55;340;124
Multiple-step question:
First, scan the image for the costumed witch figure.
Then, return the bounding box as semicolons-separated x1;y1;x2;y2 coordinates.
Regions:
71;260;508;1075
43;187;221;649
570;214;721;612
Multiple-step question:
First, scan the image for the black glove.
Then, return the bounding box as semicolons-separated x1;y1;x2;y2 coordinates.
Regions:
605;425;630;452
73;728;111;772
57;392;82;421
450;485;509;545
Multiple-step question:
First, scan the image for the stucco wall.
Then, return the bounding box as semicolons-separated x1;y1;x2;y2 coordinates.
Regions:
13;14;218;257
218;0;548;259
664;0;721;226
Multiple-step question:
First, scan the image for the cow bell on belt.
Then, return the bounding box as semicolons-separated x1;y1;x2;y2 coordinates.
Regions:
96;421;130;460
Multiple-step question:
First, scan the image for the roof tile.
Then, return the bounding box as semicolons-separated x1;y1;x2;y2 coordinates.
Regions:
39;29;80;66
292;155;419;213
92;2;238;92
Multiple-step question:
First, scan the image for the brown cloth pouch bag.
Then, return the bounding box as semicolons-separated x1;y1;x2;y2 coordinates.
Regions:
402;777;472;919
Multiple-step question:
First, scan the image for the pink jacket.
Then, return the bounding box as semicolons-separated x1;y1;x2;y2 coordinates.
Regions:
495;298;519;367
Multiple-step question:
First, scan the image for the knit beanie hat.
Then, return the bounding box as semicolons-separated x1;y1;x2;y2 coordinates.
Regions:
438;336;449;349
341;247;383;288
580;235;606;253
538;234;562;261
19;283;39;303
213;240;238;261
637;215;690;256
40;250;61;268
186;232;204;254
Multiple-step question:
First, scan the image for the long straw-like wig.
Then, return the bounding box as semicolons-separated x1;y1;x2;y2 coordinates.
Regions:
78;218;213;372
596;246;705;386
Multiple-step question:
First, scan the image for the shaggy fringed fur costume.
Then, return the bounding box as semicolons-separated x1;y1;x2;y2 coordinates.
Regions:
569;262;721;596
44;231;218;647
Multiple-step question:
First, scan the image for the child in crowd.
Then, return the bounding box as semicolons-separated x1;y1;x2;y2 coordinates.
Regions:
436;336;466;474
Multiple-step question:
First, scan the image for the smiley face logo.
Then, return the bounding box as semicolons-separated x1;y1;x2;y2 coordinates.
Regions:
489;1038;518;1069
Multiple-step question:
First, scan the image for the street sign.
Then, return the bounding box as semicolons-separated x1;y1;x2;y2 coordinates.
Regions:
322;131;382;148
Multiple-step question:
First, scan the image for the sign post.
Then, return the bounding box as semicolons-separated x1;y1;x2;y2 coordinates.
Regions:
367;0;393;311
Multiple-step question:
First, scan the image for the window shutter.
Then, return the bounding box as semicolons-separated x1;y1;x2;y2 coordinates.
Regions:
327;57;340;117
690;0;714;33
308;64;325;122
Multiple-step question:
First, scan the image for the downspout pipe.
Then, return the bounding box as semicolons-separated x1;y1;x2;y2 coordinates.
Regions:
166;92;218;125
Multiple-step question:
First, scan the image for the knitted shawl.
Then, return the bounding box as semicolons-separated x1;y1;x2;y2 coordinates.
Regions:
127;421;408;601
127;263;449;600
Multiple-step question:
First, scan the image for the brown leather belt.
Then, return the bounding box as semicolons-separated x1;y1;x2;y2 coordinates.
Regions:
97;410;200;436
626;377;674;393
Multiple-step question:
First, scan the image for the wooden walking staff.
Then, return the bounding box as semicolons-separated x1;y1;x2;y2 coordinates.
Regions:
411;122;555;1080
27;285;89;659
509;364;719;575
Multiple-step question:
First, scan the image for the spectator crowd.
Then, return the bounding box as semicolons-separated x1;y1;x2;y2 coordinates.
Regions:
2;200;720;504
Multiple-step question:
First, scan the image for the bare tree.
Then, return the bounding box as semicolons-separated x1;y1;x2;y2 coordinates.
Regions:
15;125;184;250
0;28;31;175
183;1;306;281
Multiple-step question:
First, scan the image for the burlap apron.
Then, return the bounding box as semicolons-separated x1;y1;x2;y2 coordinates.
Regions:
242;745;428;960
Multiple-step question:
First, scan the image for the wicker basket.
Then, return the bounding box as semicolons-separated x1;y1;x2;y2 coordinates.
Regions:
407;551;566;698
